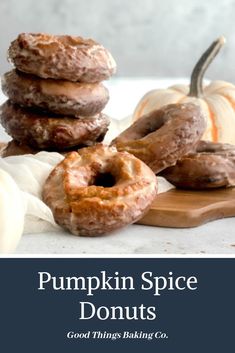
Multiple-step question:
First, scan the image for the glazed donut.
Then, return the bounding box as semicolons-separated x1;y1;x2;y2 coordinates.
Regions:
0;101;109;150
2;70;109;116
161;140;235;189
8;33;116;82
112;103;206;174
42;144;158;236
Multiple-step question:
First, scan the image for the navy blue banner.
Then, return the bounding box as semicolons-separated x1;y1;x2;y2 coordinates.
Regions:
0;258;234;353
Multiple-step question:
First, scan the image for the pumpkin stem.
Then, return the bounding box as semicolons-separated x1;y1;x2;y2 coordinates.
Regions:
189;36;226;97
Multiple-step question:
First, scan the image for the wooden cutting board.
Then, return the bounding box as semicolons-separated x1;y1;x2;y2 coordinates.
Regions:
137;188;235;228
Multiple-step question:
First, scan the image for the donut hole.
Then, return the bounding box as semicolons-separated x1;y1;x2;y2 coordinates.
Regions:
136;115;165;139
141;125;158;138
93;172;116;187
146;119;164;135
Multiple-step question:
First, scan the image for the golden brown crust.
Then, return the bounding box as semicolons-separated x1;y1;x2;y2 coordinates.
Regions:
112;103;206;174
0;101;109;150
161;140;235;189
2;70;109;116
8;33;116;82
42;144;158;236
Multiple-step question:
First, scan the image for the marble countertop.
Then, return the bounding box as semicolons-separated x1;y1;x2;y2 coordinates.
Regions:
1;78;235;255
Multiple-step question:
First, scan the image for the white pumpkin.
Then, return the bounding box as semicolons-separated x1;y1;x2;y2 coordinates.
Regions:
133;37;235;144
0;169;25;253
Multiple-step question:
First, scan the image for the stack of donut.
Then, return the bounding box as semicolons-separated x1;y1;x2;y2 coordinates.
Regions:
0;33;116;156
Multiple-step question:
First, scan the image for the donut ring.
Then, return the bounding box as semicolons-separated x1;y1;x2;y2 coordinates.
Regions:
2;70;109;116
0;101;109;150
8;33;116;82
42;144;158;236
112;103;206;174
161;140;235;189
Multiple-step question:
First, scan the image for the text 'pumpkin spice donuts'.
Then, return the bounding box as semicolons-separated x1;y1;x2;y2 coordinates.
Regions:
161;140;235;189
42;144;158;236
112;103;206;174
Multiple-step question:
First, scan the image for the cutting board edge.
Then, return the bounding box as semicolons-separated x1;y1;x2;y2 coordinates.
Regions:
137;195;235;228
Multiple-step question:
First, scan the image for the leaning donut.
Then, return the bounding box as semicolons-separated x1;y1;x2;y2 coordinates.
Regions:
2;70;109;116
0;101;109;150
8;33;116;82
161;140;235;189
42;144;158;236
112;103;206;174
